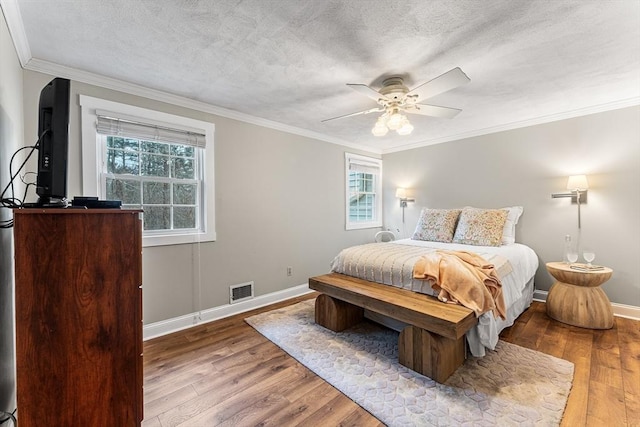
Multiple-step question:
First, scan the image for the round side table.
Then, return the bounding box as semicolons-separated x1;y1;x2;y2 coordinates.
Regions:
545;262;614;329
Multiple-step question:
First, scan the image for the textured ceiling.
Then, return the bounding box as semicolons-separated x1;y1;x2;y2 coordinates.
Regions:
7;0;640;152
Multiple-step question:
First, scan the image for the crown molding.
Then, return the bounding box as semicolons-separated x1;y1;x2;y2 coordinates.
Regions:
0;0;31;66
382;97;640;154
4;0;634;157
23;57;382;155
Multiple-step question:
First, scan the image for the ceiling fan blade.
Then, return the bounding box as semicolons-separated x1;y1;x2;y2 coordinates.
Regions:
322;107;384;123
346;83;391;103
406;67;470;101
405;104;462;119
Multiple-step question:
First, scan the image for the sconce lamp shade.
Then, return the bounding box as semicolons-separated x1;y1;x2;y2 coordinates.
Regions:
395;188;406;199
567;175;589;191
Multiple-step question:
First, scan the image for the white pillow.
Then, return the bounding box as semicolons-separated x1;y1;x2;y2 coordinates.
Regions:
500;206;523;245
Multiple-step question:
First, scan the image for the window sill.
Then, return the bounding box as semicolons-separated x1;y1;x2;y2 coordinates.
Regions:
345;222;382;231
143;231;216;247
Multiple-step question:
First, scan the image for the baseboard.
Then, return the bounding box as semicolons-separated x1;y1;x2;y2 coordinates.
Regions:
533;289;640;321
143;283;314;340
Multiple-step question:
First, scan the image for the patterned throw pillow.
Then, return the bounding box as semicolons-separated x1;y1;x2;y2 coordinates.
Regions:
412;208;461;243
452;207;508;246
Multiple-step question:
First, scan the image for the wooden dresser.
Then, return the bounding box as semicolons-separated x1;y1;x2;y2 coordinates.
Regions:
14;209;143;426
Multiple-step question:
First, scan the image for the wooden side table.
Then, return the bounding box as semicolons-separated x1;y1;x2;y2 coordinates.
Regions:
545;262;614;329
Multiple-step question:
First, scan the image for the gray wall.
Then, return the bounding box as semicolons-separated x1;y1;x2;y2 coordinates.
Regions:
382;106;640;307
0;7;23;414
21;70;379;324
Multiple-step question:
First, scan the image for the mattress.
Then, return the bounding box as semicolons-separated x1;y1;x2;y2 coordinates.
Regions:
330;238;539;356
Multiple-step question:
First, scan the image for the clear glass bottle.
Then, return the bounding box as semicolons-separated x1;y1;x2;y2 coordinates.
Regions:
563;235;572;264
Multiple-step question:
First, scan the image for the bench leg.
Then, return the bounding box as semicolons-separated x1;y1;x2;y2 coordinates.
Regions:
398;325;466;383
315;294;364;332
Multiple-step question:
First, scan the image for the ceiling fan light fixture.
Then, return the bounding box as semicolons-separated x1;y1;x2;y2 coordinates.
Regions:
397;120;414;135
372;121;389;136
386;111;404;130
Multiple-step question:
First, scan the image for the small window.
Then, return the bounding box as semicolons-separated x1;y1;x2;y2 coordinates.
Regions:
345;153;382;230
80;96;215;247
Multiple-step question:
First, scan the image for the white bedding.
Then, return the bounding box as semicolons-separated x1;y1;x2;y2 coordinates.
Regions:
330;238;539;356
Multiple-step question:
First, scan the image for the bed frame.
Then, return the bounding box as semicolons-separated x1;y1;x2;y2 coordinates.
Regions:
308;273;478;383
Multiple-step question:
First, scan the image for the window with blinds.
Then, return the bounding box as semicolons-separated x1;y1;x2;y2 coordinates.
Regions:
80;94;215;247
95;112;206;234
345;153;382;230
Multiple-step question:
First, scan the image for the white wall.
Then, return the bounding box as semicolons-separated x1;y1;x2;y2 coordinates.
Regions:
21;70;380;324
0;6;23;414
382;106;640;307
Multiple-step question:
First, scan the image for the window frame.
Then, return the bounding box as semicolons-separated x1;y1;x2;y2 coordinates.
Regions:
344;152;382;230
80;95;216;247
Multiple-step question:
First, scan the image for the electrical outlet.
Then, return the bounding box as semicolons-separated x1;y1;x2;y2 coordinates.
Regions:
287;266;293;276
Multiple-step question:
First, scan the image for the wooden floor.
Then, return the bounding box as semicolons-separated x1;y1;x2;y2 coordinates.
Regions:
142;294;639;426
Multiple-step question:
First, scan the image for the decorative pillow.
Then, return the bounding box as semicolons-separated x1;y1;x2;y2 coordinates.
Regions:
412;208;461;243
452;207;508;246
500;206;524;245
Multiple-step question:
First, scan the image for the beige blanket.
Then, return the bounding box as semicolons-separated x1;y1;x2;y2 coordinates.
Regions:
413;250;507;320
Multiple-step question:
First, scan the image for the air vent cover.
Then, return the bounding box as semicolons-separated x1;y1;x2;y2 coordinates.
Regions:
230;281;254;304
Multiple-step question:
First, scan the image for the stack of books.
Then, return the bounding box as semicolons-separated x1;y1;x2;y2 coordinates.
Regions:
570;263;605;272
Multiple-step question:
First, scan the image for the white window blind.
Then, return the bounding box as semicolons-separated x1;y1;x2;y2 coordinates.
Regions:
348;157;380;175
96;110;206;148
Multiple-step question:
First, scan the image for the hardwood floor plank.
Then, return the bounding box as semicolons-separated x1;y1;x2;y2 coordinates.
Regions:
144;385;199;420
339;406;386;427
590;340;624;390
537;317;569;358
587;380;627;426
190;346;291;397
175;364;308;426
562;324;594;362
142;298;638;426
295;394;364;427
560;355;590;427
509;303;549;350
141;415;162;427
261;381;346;426
617;317;640;426
144;360;218;401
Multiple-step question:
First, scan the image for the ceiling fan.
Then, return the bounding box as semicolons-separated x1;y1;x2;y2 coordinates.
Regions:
323;67;470;136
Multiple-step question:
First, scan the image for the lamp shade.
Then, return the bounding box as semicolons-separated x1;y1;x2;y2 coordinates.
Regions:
395;188;406;199
567;175;589;191
387;112;404;130
397;119;414;135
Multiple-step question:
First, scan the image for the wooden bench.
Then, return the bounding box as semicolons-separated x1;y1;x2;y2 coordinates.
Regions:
308;273;477;383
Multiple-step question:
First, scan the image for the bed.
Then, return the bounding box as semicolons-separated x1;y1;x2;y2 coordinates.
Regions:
313;206;539;358
328;238;539;357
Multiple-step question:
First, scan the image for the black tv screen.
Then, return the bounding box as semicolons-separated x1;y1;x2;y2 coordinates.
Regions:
35;77;70;206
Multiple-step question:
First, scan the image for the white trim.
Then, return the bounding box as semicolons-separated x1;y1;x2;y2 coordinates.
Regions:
345;152;383;230
383;97;640;154
0;0;31;67
79;95;216;246
143;283;314;340
4;7;635;157
532;289;548;303
533;289;640;321
23;58;381;154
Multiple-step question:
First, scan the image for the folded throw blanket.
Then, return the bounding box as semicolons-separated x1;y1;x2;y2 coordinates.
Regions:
413;250;507;320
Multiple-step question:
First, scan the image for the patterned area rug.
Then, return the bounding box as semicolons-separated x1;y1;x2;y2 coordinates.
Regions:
245;299;574;426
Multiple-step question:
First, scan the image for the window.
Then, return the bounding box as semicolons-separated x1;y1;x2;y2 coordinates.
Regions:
345;153;382;230
80;95;215;247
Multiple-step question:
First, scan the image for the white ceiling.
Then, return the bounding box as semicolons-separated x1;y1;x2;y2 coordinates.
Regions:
4;0;640;153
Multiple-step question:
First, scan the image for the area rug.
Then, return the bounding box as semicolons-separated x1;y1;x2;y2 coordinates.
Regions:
245;299;574;427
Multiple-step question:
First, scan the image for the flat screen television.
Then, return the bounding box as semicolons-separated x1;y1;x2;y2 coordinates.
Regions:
33;77;70;207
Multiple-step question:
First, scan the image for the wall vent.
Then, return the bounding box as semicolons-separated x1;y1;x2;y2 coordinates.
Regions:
230;281;254;304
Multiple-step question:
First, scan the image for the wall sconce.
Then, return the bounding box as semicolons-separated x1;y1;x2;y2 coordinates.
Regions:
551;175;589;228
395;188;415;223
